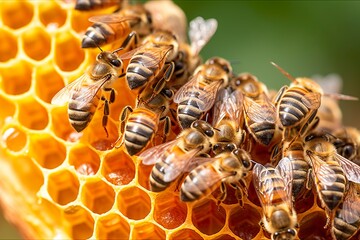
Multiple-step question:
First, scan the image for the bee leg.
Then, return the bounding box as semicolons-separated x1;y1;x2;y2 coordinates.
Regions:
174;173;186;192
148;62;175;103
217;182;228;207
117;31;139;52
102;98;110;137
106;88;116;104
161;116;171;143
113;106;133;148
305;168;313;190
231;182;245;207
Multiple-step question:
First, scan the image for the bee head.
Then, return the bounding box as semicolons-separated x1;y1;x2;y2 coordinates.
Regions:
272;228;297;240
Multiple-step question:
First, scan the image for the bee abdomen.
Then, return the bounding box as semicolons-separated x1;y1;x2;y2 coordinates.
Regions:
279;91;309;127
82;23;115;48
249;122;275;145
180;167;211;202
177;92;206;129
291;159;310;198
124;115;156;155
68;99;97;132
126;53;158;89
332;215;360;240
320;179;346;210
150;161;171;192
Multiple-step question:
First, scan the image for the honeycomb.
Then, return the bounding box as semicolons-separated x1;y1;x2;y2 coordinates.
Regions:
0;1;359;240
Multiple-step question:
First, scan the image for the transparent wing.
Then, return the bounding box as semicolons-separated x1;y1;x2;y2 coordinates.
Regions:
338;183;360;224
252;163;274;211
312;73;342;94
139;139;178;165
243;96;276;124
89;14;140;23
51;75;86;106
276;157;294;206
174;72;221;112
186;157;218;172
301;92;321;110
189;16;218;55
306;153;337;186
163;148;200;182
336;153;360;183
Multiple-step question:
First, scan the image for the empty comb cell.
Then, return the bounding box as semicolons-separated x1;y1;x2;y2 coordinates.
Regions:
81;179;115;214
0;60;32;95
0;1;34;29
69;144;100;176
0;29;18;62
21;26;51;61
95;213;130;240
47;169;80;205
63;205;94;239
117;186;151;220
38;1;67;29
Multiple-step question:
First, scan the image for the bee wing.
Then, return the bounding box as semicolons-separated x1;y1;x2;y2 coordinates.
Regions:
301;92;322;110
243;96;276;124
306;153;338;186
252;163;274;210
189;16;218;55
186;157;218;172
335;153;360;183
163;148;201;182
338;183;360;224
276;157;294;206
139;139;178;165
313;73;343;94
136;45;174;69
88;14;140;23
51;75;86;106
213;88;243;128
173;73;200;103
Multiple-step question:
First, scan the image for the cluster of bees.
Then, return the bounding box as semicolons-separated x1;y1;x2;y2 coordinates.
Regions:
51;1;360;239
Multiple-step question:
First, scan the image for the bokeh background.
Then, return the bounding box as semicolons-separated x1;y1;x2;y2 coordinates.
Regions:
1;1;360;239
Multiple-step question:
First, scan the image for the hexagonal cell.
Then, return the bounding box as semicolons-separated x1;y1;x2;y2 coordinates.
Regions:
69;144;100;176
102;149;135;186
0;60;32;95
70;10;97;34
191;199;226;235
35;63;65;104
54;31;84;71
154;192;187;229
95;213;130;240
294;190;315;214
132;222;165;240
229;204;261;240
63;205;94;239
1;126;27;152
81;180;115;214
48;169;80;206
21;26;51;61
18;97;49;130
138;162;153;190
38;1;67;28
117;186;151;220
0;29;18;62
50;107;80;142
0;1;34;29
169;229;203;240
0;95;16;124
11;156;44;195
28;133;66;169
213;234;237;240
298;211;332;239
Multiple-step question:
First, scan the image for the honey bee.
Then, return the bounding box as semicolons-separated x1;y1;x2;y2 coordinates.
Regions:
272;62;323;130
253;157;298;240
304;134;360;224
75;0;122;11
51;49;126;136
211;87;245;154
180;148;252;203
115;86;172;156
82;4;153;48
233;73;277;146
331;182;360;240
139;120;216;192
174;57;233;129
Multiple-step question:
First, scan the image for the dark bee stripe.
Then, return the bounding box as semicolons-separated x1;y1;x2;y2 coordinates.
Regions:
319;166;346;210
250;122;275;145
279;89;310;127
150;161;170;192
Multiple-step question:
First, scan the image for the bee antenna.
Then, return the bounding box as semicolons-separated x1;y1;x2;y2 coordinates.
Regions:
112;47;124;54
271;62;296;83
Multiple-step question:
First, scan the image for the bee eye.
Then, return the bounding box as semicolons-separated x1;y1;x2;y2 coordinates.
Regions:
343;145;354;158
242;160;251;169
287;229;296;236
222;65;230;73
205;129;214;137
111;59;121;67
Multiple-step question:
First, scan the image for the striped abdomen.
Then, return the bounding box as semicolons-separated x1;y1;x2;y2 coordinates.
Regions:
258;168;287;205
247;120;275;146
279;87;311;127
177;82;210;129
180;164;217;202
124;108;159;156
317;161;346;211
332;207;360;240
126;51;161;90
68;91;100;132
82;22;130;48
150;147;183;192
284;141;310;199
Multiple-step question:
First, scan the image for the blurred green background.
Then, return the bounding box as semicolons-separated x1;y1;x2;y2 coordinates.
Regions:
1;1;360;239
